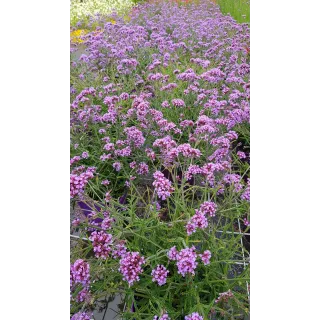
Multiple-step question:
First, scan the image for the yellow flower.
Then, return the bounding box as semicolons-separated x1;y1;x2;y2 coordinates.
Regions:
70;29;88;44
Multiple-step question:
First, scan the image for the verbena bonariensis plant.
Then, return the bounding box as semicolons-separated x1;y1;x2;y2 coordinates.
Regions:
70;0;250;319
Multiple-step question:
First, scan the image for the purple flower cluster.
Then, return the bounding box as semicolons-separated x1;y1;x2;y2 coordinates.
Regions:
112;240;127;259
199;250;211;265
70;259;91;303
70;259;90;287
172;98;186;107
113;161;122;171
124;126;146;148
151;265;169;286
167;246;178;261
71;312;93;320
154;314;170;320
119;251;145;286
76;287;91;303
89;231;113;259
152;171;174;200
185;312;203;320
241;178;250;202
70;166;96;198
199;201;217;217
243;217;250;227
176;246;198;277
186;210;208;235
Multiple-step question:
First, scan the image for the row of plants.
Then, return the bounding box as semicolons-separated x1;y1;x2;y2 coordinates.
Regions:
70;0;250;27
70;0;250;319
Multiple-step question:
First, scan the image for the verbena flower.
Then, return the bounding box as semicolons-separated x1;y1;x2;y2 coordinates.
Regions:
76;287;91;303
89;231;113;259
153;171;174;200
199;201;217;217
151;265;169;286
113;161;122;172
176;246;198;277
71;311;93;320
167;246;178;261
185;312;203;320
186;210;208;235
119;252;145;286
70;167;96;198
237;151;246;159
199;250;211;265
70;259;90;287
243;217;250;226
154;314;170;320
112;241;127;259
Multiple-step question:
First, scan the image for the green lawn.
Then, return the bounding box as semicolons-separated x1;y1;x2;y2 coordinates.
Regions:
217;0;250;23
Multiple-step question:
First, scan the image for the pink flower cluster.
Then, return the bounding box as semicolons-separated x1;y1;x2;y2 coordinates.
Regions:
186;210;208;235
137;162;149;175
70;259;91;303
70;259;90;287
113;161;122;171
185;312;203;320
71;311;93;320
70;166;96;198
119;251;145;286
151;265;169;286
199;201;217;217
172;98;185;107
101;216;113;230
199;250;211;265
215;290;234;303
152;171;174;200
167;246;178;261
76;288;91;303
153;136;177;152
124;126;146;148
185;164;202;181
112;240;127;259
176;246;198;277
241;178;250;202
223;174;243;192
177;144;202;158
89;231;113;259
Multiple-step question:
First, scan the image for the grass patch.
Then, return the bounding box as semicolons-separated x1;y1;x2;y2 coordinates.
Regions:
216;0;250;23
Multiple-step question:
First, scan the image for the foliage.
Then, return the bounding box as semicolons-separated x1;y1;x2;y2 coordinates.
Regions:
70;0;250;319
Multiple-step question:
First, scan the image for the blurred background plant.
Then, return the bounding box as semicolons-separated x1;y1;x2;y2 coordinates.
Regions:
71;0;250;27
70;0;136;26
216;0;250;23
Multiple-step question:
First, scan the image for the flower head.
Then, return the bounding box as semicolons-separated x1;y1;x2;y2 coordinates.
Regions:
199;250;211;265
153;171;174;200
89;231;113;259
176;246;198;277
119;251;145;286
70;259;90;287
185;312;203;320
151;265;169;286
